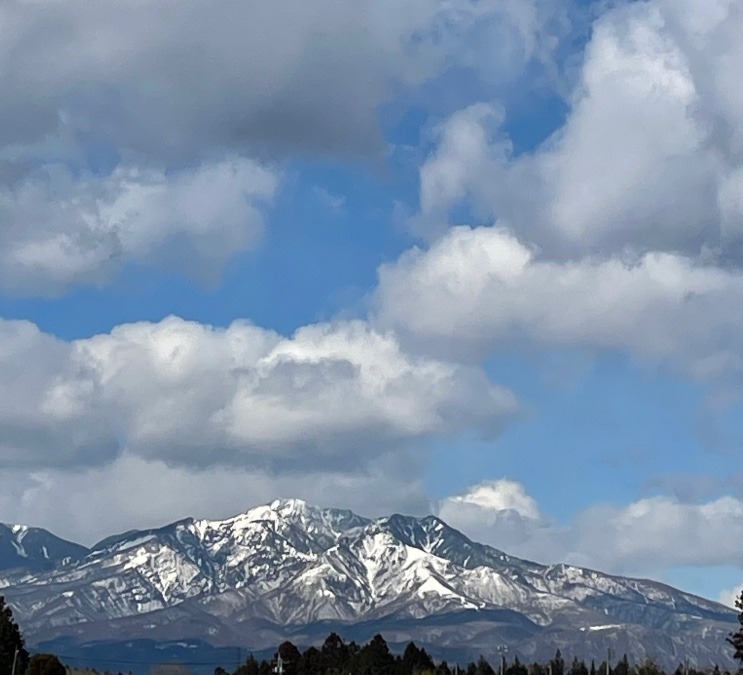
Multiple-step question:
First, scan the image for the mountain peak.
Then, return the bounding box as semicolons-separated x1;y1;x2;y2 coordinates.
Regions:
270;497;309;512
0;522;88;573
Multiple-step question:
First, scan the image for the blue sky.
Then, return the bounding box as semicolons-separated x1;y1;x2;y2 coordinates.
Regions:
1;0;742;607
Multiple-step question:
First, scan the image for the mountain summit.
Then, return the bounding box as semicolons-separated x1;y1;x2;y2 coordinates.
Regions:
0;522;88;573
0;499;736;667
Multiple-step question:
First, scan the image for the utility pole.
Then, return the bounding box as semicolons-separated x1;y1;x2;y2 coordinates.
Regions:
498;644;509;675
606;647;612;675
11;648;18;675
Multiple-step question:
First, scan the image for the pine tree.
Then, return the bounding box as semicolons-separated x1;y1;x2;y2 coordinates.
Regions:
235;654;260;675
613;655;629;675
321;632;349;672
297;646;322;675
26;654;65;675
473;656;495;675
357;634;395;675
0;597;28;675
550;650;565;675
728;589;743;665
569;657;588;675
506;656;528;675
276;641;301;675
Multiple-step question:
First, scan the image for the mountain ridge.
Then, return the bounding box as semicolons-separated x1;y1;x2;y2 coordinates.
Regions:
0;499;737;668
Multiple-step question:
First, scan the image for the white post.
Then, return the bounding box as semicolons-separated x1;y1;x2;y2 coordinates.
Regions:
11;648;18;675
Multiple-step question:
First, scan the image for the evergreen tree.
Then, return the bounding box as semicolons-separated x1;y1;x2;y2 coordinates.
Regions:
507;656;528;675
357;634;395;675
569;658;588;675
234;654;260;675
0;597;28;675
297;646;322;675
550;650;565;675
728;589;743;665
276;641;301;675
635;658;663;675
613;655;630;675
26;655;65;675
474;656;496;675
321;632;349;672
401;642;435;674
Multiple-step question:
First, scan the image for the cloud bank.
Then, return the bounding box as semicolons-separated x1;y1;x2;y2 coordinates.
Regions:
437;479;743;583
376;226;743;380
0;315;516;471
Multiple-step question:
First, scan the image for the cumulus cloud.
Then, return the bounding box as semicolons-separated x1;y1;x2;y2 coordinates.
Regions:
437;480;743;577
719;583;743;609
440;478;541;519
413;0;743;262
0;159;277;293
0;315;517;472
375;226;743;379
0;0;564;165
0;0;573;294
0;320;117;469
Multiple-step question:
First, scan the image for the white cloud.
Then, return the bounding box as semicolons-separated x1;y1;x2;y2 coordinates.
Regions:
0;315;517;471
440;478;541;518
437;480;743;578
0;0;562;165
375;226;743;379
0;159;278;294
0;319;117;469
413;103;511;240
412;0;743;262
719;583;743;609
0;0;572;294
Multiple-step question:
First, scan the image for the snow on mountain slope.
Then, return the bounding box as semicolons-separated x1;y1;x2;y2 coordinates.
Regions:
0;499;736;667
0;522;88;573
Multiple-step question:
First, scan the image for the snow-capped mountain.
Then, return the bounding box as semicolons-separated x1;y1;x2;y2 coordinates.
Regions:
0;499;737;667
0;522;88;573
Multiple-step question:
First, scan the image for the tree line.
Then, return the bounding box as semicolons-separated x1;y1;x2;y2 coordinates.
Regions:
219;632;742;675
